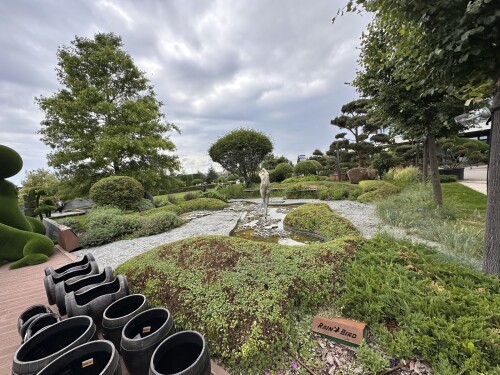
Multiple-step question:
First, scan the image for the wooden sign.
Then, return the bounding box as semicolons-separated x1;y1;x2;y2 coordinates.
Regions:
311;316;367;346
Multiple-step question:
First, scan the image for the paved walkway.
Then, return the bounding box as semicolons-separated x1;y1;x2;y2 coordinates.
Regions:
0;247;75;374
460;165;487;195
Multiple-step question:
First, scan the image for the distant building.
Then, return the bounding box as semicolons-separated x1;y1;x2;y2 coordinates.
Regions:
297;154;307;163
459;121;490;144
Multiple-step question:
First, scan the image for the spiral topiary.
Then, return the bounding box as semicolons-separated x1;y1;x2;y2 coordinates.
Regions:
0;144;54;269
89;176;145;210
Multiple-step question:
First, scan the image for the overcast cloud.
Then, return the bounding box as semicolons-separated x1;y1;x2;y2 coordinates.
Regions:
0;0;369;184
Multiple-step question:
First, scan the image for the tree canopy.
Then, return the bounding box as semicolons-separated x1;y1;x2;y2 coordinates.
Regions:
36;33;179;196
341;0;500;274
208;128;273;185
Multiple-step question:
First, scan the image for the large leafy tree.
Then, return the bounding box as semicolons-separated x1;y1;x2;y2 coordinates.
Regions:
342;1;500;274
36;33;179;196
208;128;273;186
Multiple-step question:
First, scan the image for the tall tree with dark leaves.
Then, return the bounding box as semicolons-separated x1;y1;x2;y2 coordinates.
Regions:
340;0;500;274
36;33;179;196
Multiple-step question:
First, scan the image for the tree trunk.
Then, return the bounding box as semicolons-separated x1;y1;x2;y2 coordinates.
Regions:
483;79;500;276
422;136;428;182
427;133;443;206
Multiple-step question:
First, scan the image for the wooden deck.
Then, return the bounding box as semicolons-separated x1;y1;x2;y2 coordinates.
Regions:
0;247;229;375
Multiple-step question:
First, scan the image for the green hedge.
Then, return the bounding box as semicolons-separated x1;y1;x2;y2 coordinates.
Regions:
177;198;227;212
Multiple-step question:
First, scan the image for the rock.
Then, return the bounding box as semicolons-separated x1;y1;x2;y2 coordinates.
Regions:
347;167;379;184
326;352;334;365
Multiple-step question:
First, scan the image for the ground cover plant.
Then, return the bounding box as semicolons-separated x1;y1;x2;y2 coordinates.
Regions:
338;234;500;374
116;205;363;373
284;203;360;240
376;183;486;265
357;180;400;203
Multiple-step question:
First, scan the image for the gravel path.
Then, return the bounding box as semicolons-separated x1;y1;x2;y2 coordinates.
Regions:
74;198;478;270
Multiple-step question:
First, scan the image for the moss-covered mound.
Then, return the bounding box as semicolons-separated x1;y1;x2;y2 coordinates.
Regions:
116;235;361;371
284;203;360;240
177;197;227;212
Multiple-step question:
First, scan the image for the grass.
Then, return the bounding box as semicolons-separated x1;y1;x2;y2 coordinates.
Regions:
376;183;486;264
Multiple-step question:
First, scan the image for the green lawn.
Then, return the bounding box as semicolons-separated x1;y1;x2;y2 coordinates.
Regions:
442;182;487;224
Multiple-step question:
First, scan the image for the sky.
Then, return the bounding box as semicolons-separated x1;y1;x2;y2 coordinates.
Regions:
0;0;370;185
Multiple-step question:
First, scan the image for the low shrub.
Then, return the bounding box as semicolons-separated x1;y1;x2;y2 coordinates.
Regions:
284;185;320;199
177;198;227;212
338;234;500;374
89;176;144;210
284;203;360;240
58;217;85;232
116;235;360;372
201;190;227;201
81;207;141;247
133;211;185;237
440;174;458;183
153;196;172;207
357;180;400;203
138;205;182;216
184;191;201;201
383;167;421;187
132;198;155;212
282;175;327;183
215;184;246;199
319;184;361;201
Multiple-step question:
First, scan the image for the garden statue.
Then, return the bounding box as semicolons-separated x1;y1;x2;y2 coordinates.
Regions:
259;168;270;217
0;144;54;269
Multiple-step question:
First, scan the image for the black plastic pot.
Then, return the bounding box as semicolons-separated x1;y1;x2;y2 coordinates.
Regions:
23;313;61;343
65;275;129;325
102;294;148;352
12;316;97;375
44;261;99;305
150;331;211;375
55;266;114;315
37;340;121;375
17;305;53;338
44;253;95;277
121;308;175;375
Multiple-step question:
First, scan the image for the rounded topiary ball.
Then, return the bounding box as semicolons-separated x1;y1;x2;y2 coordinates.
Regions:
0;144;23;179
89;176;145;210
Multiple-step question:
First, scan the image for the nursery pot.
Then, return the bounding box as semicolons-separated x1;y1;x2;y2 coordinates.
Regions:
23;313;61;343
55;266;114;315
44;253;95;277
102;294;148;352
12;316;97;375
44;261;99;305
65;275;129;325
150;331;211;375
121;308;175;375
37;340;121;375
17;305;53;338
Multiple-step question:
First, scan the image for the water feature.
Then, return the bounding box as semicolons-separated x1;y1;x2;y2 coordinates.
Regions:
230;203;321;245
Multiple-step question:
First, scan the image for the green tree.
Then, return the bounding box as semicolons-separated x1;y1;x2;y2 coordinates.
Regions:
19;168;59;197
342;0;500;275
270;162;294;182
330;99;380;167
294;160;319;176
208;128;273;186
205;167;218;184
36;33;179;197
261;154;292;170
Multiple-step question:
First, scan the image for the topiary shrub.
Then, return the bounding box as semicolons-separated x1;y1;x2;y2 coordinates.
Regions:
0;144;54;269
270;163;294;182
89;176;144;210
294;160;319;176
440;174;458;183
177;198;227;212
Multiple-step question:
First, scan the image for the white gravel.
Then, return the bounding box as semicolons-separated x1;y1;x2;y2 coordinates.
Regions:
74;198;480;270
